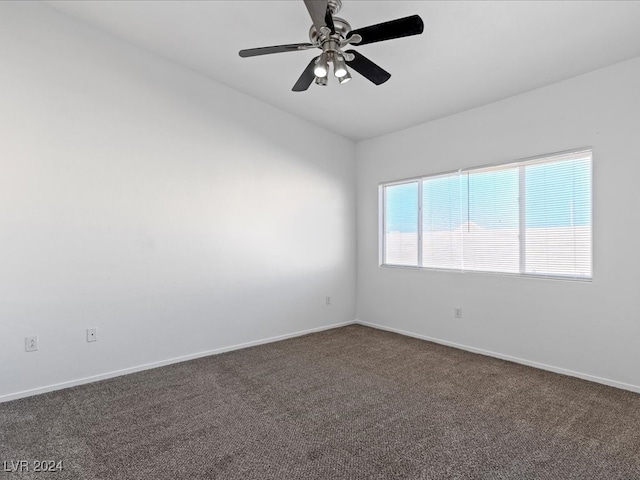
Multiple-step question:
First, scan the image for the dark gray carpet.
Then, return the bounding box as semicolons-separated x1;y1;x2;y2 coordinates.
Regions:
1;325;639;479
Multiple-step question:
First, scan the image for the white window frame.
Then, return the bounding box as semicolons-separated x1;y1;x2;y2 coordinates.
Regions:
379;148;593;281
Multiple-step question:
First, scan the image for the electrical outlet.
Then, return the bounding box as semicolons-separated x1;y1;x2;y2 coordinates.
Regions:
454;307;463;319
25;336;38;352
87;328;97;342
326;296;331;306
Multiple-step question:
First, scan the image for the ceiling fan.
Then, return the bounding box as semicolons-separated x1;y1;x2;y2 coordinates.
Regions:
239;0;424;91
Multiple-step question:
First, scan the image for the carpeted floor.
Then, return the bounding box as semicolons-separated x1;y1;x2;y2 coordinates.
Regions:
1;325;639;479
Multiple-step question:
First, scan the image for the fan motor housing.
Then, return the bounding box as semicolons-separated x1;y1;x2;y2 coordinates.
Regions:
309;16;352;45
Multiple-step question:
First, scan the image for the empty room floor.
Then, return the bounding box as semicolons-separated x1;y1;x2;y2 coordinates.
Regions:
1;325;639;479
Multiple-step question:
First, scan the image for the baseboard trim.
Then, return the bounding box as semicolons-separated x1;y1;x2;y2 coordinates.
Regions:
356;319;640;394
0;320;357;403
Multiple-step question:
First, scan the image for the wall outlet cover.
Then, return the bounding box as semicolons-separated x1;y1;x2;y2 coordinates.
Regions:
25;336;38;352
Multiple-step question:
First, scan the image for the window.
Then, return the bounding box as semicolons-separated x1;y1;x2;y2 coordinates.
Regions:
381;149;592;280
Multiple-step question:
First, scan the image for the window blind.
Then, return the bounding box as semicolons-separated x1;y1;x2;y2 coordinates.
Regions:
381;149;592;280
383;181;419;266
524;157;592;278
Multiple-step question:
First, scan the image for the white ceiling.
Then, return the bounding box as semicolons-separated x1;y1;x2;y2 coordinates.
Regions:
46;1;640;141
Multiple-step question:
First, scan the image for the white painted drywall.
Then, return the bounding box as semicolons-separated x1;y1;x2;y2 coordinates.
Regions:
357;56;640;391
0;1;356;400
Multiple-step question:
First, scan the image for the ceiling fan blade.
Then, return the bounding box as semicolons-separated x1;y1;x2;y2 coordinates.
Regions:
345;50;391;85
304;0;335;34
348;15;424;46
292;56;320;92
239;43;314;58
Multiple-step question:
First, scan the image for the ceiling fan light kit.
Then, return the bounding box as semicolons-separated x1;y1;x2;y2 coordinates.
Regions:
333;54;348;78
338;70;352;84
239;0;424;91
314;51;330;77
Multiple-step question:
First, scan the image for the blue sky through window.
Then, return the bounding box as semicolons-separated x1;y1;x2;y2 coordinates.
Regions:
385;182;418;234
525;158;591;227
467;169;519;230
385;158;590;233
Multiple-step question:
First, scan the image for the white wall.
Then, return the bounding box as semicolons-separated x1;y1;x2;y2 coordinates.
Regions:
357;56;640;392
0;1;356;400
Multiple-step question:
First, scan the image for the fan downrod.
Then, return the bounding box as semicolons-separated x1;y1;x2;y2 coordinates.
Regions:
328;0;342;15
